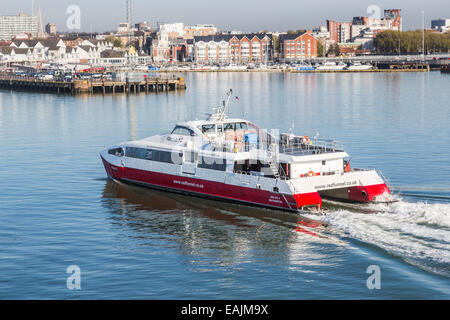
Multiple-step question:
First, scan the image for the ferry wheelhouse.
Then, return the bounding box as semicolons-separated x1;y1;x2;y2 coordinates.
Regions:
100;90;392;212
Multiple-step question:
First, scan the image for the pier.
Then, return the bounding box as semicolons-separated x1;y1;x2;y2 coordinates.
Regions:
0;74;186;95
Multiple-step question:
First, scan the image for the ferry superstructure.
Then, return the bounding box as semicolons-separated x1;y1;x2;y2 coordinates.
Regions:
100;90;392;212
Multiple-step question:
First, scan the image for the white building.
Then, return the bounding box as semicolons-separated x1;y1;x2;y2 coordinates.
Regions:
0;47;33;63
0;13;38;40
158;23;185;39
118;22;130;34
311;26;330;39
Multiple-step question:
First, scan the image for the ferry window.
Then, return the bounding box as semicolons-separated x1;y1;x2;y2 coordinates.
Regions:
238;122;248;130
224;123;235;132
198;156;227;171
125;147;146;159
202;124;216;134
108;148;124;157
153;150;171;163
146;150;153;160
184;151;196;163
125;147;180;164
217;124;223;133
172;126;195;136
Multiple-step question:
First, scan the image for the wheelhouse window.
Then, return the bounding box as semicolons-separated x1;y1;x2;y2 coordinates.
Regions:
108;147;124;157
201;124;216;134
224;123;235;131
171;126;195;136
237;122;248;130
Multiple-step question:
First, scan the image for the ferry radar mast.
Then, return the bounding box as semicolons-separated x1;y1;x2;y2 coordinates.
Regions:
208;89;233;122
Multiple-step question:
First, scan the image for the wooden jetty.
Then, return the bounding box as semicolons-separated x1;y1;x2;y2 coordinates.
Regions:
0;74;186;95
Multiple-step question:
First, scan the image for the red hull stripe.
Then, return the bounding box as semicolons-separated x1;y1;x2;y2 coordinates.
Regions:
348;183;390;202
101;157;322;211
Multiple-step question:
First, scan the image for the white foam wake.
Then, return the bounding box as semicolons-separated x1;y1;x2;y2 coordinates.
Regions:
306;200;450;275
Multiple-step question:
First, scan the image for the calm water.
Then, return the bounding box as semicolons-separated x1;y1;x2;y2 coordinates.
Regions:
0;71;449;299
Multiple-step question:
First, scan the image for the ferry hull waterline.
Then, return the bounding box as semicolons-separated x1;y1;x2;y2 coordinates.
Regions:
100;90;392;213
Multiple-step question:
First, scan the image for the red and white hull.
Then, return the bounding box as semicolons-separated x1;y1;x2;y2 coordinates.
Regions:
101;155;390;212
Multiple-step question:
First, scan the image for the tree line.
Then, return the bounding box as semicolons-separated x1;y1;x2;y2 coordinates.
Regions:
374;30;450;54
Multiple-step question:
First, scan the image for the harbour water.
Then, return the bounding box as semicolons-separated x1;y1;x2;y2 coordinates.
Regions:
0;71;449;299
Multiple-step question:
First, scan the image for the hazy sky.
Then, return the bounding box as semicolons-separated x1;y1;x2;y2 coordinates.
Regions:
3;0;450;32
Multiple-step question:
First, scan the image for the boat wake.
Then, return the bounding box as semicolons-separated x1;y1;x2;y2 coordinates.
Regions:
306;200;450;277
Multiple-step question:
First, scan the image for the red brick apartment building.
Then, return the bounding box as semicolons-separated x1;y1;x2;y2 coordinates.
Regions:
278;32;318;61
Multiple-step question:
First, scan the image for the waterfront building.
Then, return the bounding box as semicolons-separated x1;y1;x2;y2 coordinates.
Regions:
0;47;32;63
326;8;402;50
98;48;151;67
100;49;127;66
1;37;116;65
278;32;317;62
184;24;217;39
151;32;170;62
191;34;272;64
384;9;402;31
10;39;66;61
158;23;185;39
0;13;38;40
431;18;450;32
326;20;352;43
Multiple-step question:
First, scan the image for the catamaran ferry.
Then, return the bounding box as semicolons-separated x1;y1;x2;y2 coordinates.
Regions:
100;90;392;213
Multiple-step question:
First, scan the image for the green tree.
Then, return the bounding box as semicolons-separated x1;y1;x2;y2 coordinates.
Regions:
113;38;123;48
327;43;340;56
317;40;324;57
105;35;123;48
374;30;450;54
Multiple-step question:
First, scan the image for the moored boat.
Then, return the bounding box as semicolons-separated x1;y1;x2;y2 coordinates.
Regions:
347;61;374;70
316;61;347;71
